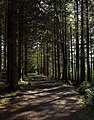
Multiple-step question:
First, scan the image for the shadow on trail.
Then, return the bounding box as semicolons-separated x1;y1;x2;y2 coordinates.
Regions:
0;74;82;120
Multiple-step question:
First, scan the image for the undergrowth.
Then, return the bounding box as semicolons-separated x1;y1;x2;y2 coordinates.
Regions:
77;81;94;120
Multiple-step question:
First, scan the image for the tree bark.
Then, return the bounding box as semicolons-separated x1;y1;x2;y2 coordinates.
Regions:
46;42;49;77
52;41;54;77
4;16;7;70
86;0;90;82
7;0;18;90
75;0;79;85
24;39;27;76
70;26;74;83
18;1;24;81
81;0;85;82
64;3;67;83
0;21;1;73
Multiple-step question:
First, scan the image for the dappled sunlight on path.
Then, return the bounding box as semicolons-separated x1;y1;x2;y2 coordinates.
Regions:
0;74;81;120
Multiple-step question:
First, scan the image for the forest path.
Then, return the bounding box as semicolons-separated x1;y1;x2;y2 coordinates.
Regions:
0;74;82;120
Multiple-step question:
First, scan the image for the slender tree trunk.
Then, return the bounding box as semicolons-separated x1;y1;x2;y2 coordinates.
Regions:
18;1;23;81
40;42;43;74
37;42;39;74
57;43;60;80
60;4;65;81
70;26;74;83
56;15;60;80
4;16;7;70
86;0;90;82
81;0;85;82
54;0;57;80
91;44;92;81
93;57;94;80
0;21;1;73
24;39;27;76
52;42;54;77
46;42;49;77
64;4;67;83
43;44;46;75
75;0;79;85
67;47;71;80
54;43;57;79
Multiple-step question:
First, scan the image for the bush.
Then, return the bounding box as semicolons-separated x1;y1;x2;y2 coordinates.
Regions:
83;89;94;120
27;64;36;73
78;81;90;95
78;82;94;120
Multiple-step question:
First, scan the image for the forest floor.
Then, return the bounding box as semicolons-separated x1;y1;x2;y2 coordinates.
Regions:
0;74;86;120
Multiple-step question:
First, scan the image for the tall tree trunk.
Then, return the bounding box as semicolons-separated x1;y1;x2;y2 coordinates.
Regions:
60;3;65;81
46;42;49;77
70;26;74;83
7;0;18;90
40;42;43;74
54;43;57;79
64;4;67;83
67;45;71;81
86;0;90;82
52;42;54;77
57;43;60;80
37;42;39;74
81;0;85;82
24;39;27;76
4;16;7;70
91;44;92;81
56;15;60;80
0;21;1;73
54;0;57;80
75;0;79;85
93;57;94;80
43;44;46;75
18;1;23;81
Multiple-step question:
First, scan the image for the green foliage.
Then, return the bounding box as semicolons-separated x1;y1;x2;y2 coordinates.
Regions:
0;92;16;99
78;81;90;95
17;78;35;90
85;88;94;109
81;89;94;120
27;64;36;73
92;70;94;80
78;81;94;120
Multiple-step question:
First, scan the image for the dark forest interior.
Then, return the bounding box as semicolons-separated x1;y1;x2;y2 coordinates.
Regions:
0;0;94;120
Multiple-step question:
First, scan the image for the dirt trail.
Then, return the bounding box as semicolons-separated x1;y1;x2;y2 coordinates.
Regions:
0;74;81;120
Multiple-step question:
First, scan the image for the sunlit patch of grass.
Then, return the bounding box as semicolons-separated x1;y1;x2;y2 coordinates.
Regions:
17;78;35;90
0;105;5;109
76;95;94;120
0;92;16;99
18;79;29;85
0;97;10;109
76;96;85;107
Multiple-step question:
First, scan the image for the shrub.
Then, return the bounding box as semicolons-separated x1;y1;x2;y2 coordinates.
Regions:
78;82;94;120
27;64;36;73
83;89;94;120
78;81;90;95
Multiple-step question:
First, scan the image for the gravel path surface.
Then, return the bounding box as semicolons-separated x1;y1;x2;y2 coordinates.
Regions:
0;74;81;120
